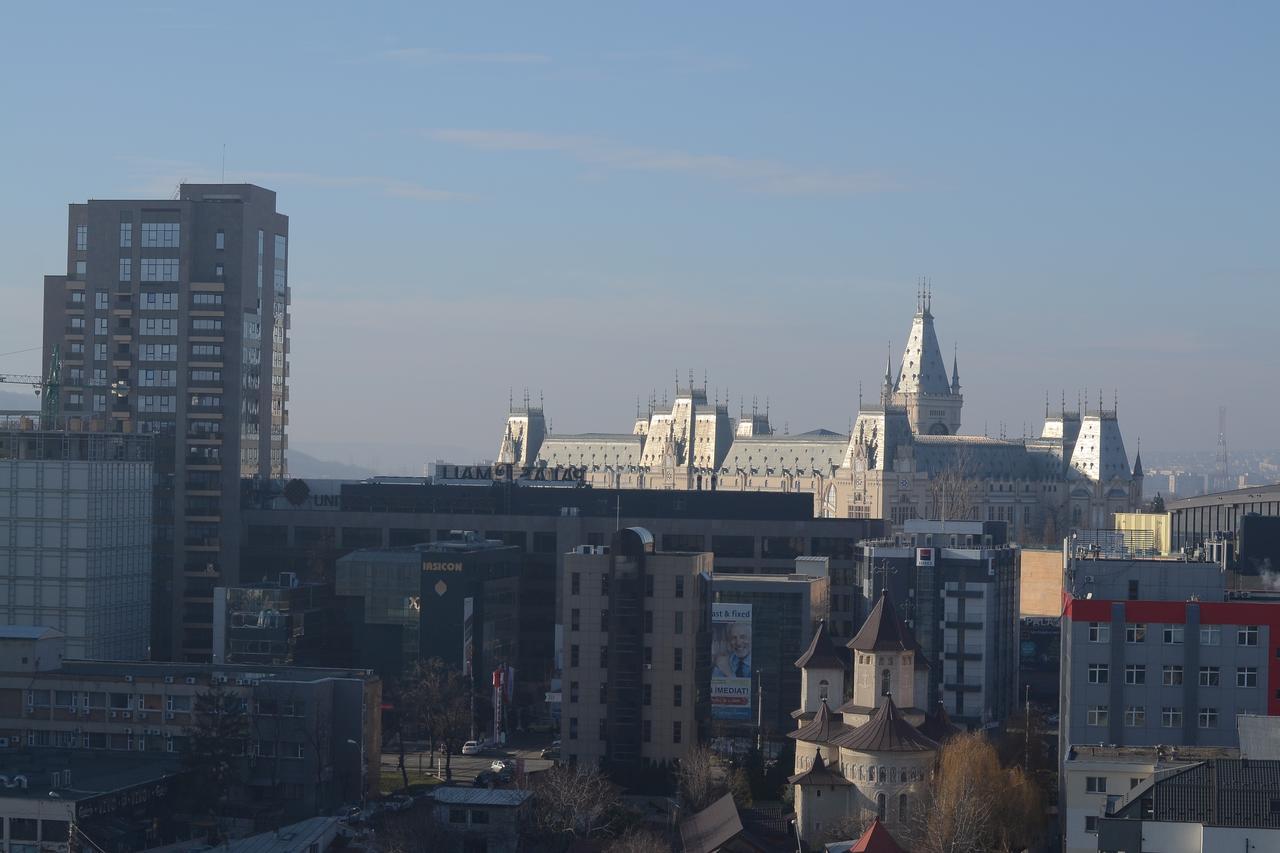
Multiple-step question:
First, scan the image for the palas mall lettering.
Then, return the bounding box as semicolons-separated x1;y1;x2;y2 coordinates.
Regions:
423;561;465;573
437;463;585;482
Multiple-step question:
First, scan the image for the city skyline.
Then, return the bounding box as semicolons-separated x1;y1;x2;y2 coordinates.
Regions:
2;3;1278;463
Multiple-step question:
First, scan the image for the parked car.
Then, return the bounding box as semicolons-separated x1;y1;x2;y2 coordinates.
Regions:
490;759;513;773
540;746;560;760
384;795;413;813
461;740;485;755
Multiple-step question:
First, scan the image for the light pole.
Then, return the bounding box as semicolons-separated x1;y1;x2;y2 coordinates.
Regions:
346;738;366;809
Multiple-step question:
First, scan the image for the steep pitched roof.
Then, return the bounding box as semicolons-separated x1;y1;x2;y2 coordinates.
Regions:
848;817;907;853
895;300;952;397
848;590;923;655
917;700;962;743
795;621;847;670
788;699;852;745
788;748;852;787
833;695;938;754
680;792;745;853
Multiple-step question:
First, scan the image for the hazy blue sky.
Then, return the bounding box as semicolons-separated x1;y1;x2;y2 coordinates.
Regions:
2;3;1277;470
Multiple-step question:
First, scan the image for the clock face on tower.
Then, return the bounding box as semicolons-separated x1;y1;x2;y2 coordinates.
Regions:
898;478;909;489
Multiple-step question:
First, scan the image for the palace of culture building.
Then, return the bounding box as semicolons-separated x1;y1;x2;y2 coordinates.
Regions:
497;290;1142;540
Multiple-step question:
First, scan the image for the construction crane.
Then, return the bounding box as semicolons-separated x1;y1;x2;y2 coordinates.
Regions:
0;346;61;427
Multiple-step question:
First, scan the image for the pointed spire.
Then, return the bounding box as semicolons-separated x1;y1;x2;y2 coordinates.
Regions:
1133;437;1144;478
848;589;925;655
796;620;846;670
787;745;853;786
951;343;961;394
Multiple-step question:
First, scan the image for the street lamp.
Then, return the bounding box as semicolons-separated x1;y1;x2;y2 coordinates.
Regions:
346;738;366;809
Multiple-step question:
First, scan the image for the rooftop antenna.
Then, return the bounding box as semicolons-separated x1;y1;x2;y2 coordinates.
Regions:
1113;388;1118;415
1045;391;1049;419
1062;390;1067;415
539;389;544;408
858;381;863;410
508;387;513;411
221;143;226;183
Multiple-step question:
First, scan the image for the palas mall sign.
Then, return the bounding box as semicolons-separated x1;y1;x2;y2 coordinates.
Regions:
433;463;586;484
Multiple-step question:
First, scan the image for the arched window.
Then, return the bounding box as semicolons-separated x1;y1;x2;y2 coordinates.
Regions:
879;766;887;783
881;668;891;696
876;793;886;821
818;679;829;701
899;793;908;822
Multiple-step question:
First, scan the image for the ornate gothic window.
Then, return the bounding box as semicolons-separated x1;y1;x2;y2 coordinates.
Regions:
877;793;886;820
881;668;891;696
819;679;829;700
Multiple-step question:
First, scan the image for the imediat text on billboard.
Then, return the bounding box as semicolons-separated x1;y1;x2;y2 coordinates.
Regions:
711;603;753;720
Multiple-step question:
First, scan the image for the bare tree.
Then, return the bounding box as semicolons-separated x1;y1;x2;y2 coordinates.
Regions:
676;744;725;812
400;658;472;783
529;764;621;847
927;445;980;523
909;731;1045;853
606;827;671;853
821;814;872;846
180;686;250;830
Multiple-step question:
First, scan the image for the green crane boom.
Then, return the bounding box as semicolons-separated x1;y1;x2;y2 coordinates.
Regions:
0;345;60;427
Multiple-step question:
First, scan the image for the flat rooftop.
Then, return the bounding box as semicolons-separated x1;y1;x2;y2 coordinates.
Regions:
1068;744;1240;763
48;660;374;683
0;750;181;802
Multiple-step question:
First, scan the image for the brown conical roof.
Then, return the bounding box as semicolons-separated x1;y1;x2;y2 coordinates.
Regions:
833;694;938;753
787;748;852;786
788;699;851;744
848;590;924;656
918;699;962;743
795;620;847;670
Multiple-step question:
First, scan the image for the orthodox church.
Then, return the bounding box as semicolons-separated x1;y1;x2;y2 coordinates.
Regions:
787;592;959;848
497;287;1143;540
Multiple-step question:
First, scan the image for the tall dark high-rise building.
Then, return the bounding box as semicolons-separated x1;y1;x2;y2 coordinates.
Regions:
41;184;289;662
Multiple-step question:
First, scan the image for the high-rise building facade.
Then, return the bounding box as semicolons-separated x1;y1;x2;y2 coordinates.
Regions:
0;425;153;659
559;528;712;770
41;184;289;661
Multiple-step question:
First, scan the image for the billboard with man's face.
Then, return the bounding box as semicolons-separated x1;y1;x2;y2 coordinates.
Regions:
711;603;753;720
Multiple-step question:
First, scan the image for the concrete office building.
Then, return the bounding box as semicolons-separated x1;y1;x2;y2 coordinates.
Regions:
1062;744;1237;853
0;629;380;828
711;564;830;735
0;425;153;659
242;481;882;643
212;576;341;667
335;534;553;735
559;528;711;770
42;184;290;662
1060;543;1280;757
856;520;1021;728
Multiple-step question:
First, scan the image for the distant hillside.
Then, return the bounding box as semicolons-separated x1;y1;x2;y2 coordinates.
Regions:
286;449;377;479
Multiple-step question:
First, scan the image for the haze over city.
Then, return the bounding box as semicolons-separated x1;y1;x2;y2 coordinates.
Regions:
3;2;1278;471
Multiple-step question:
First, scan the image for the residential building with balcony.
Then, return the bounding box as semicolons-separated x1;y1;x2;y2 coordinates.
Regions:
41;184;290;662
